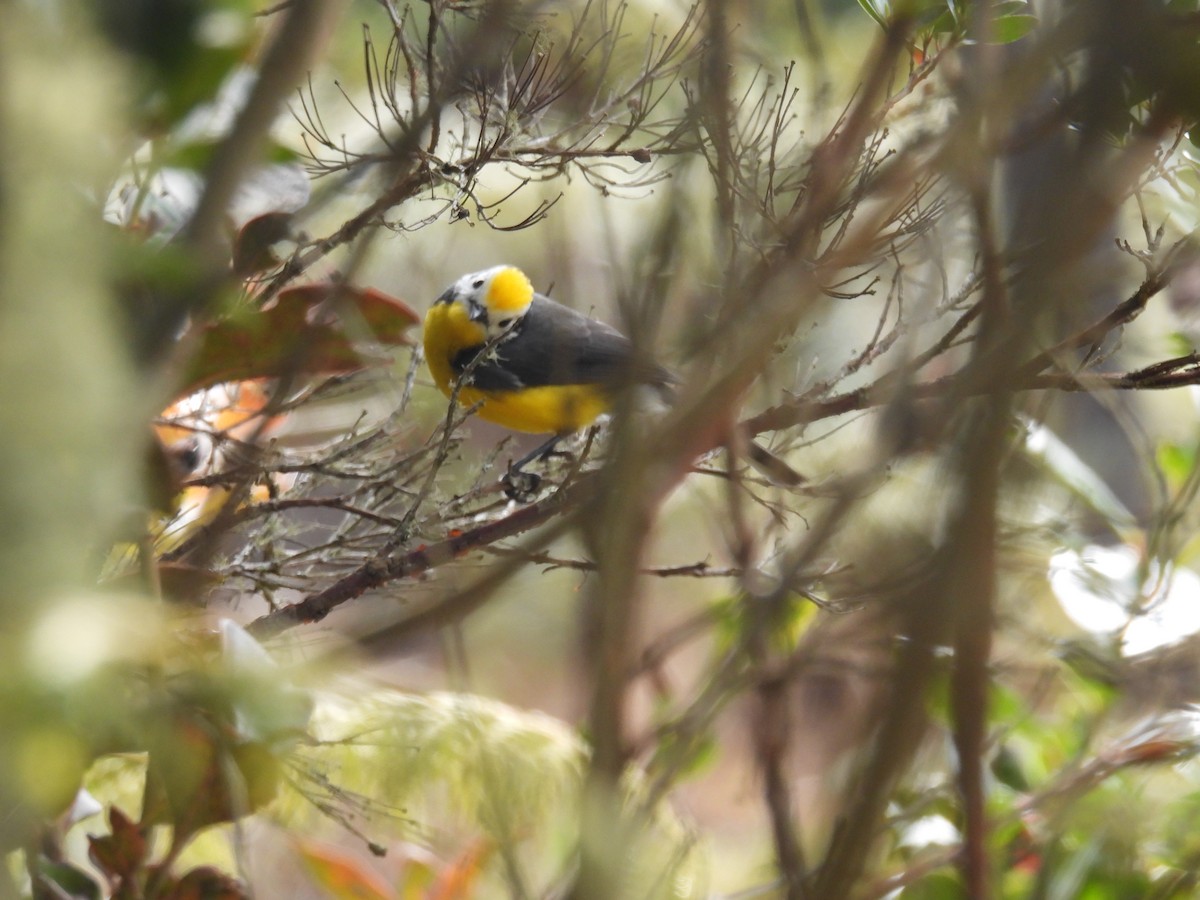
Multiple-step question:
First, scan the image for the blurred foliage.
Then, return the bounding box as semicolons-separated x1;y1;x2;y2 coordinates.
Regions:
281;691;704;898
8;0;1200;898
91;0;260;133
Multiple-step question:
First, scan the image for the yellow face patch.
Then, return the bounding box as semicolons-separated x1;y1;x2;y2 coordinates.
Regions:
486;266;534;316
423;300;487;396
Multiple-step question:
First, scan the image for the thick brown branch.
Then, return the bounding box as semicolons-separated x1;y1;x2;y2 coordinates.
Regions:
245;475;592;638
742;305;1189;441
1013;270;1167;380
238;341;1200;641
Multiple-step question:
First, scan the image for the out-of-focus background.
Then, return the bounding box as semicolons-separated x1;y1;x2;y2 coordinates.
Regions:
7;0;1200;898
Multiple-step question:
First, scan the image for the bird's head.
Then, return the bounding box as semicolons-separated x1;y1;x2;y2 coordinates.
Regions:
436;264;534;339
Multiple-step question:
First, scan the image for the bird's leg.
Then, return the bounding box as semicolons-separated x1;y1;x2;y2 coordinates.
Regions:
501;434;563;501
511;434;564;472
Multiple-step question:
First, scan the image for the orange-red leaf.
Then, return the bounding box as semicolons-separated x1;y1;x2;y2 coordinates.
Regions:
180;283;418;396
161;866;248;900
298;840;398;900
426;839;492;900
1120;739;1189;764
87;807;146;880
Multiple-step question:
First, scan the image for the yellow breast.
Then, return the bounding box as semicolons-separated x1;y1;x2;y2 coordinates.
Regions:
423;301;483;397
423;302;611;435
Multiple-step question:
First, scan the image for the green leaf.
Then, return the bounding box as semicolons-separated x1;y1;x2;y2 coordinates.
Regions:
1165;330;1196;356
769;594;820;652
1077;871;1153;899
1057;640;1123;691
36;859;103;900
95;0;259;131
1046;835;1104;900
991;742;1031;792
928;10;957;33
218;620;314;746
166;138;301;172
707;595;744;650
1157;441;1197;491
991;13;1037;43
924;671;953;726
898;869;962;899
856;0;889;28
649;729;720;781
989;681;1026;726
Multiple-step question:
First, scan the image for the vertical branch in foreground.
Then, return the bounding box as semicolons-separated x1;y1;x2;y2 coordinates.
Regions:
946;214;1007;900
812;68;1013;900
700;0;736;268
571;427;687;900
946;404;1005;900
800;14;977;897
569;194;701;900
946;27;1007;894
756;664;809;900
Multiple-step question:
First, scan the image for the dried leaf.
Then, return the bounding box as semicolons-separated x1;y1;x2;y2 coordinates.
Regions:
298;840;398;900
232;212;294;277
180;284;418;396
87;806;146;880
426;840;492;900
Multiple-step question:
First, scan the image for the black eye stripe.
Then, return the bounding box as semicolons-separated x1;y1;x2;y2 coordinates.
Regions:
472;279;485;289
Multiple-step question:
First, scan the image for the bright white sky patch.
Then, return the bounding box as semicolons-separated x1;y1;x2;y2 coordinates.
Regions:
1049;544;1200;656
897;814;960;849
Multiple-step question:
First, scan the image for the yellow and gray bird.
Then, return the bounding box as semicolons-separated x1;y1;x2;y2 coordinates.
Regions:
423;264;801;487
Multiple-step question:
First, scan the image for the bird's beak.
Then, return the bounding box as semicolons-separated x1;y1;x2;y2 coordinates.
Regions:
467;299;488;324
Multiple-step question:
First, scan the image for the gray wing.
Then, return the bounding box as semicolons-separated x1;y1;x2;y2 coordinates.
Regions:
455;295;673;392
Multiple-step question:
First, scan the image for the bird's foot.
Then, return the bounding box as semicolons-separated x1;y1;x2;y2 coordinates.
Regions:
501;467;543;502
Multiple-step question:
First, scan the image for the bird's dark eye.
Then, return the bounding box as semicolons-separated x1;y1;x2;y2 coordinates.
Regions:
176;439;203;473
472;279;485;289
498;317;514;329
